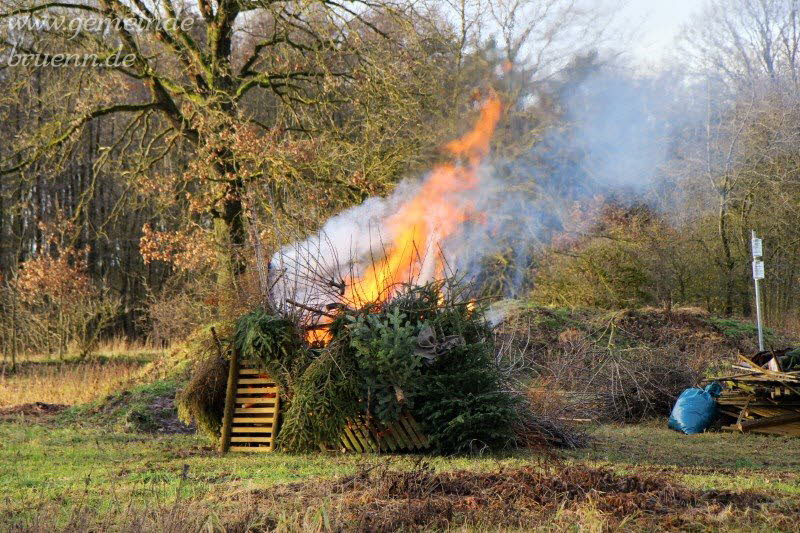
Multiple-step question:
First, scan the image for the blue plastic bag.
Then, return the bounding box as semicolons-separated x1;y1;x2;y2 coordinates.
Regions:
668;382;722;435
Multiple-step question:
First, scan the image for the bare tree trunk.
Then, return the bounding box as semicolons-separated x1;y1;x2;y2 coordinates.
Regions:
11;285;18;371
213;215;235;313
718;184;735;316
212;163;246;316
58;297;66;360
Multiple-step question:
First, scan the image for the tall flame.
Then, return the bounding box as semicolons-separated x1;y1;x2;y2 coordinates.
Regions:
344;94;502;307
301;94;501;344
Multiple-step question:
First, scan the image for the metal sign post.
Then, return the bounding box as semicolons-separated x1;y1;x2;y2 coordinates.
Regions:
751;230;765;352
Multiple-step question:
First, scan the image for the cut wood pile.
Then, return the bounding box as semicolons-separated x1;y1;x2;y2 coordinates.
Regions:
715;349;800;437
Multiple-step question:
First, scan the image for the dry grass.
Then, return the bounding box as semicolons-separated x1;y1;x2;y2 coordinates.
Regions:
2;336;161;365
2;420;799;532
6;462;790;532
91;336;162;356
0;359;145;407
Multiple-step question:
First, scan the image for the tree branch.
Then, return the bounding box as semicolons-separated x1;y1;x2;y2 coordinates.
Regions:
0;2;103;18
0;102;164;176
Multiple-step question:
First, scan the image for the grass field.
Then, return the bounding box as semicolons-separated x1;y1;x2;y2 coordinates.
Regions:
1;416;798;531
2;351;799;531
0;348;160;407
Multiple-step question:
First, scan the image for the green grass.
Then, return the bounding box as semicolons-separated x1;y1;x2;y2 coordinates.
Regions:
2;418;799;529
0;422;520;521
0;423;356;515
705;316;783;348
563;421;800;495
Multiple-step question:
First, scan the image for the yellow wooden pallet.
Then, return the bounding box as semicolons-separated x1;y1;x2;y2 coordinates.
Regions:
220;353;280;453
340;411;429;453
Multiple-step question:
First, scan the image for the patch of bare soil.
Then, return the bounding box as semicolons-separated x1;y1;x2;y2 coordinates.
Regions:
262;463;773;531
87;385;194;434
0;402;68;421
149;395;195;434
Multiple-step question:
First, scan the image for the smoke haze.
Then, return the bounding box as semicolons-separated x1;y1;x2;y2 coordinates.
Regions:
271;66;686;309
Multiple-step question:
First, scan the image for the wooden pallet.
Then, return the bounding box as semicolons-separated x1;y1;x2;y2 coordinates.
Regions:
220;351;280;453
339;411;429;453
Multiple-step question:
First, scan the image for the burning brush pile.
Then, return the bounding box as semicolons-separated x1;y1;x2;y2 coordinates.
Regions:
178;95;583;452
234;279;525;453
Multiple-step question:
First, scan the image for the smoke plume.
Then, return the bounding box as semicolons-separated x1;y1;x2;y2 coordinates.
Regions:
270;66;682;312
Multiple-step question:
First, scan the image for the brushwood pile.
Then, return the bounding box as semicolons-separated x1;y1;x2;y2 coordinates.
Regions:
178;280;568;454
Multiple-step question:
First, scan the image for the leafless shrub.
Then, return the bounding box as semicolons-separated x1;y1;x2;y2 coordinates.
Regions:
146;277;218;347
494;306;711;424
532;336;698;423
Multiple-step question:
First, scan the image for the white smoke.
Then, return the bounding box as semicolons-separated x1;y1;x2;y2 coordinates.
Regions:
270;66;687;310
269;175;457;310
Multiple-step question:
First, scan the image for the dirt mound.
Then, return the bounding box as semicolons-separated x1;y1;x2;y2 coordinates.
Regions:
142;395;195;435
614;307;762;357
64;380;194;434
101;387;194;434
0;402;68;421
265;463;770;531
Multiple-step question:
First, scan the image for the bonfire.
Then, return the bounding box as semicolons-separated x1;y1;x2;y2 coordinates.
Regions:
178;95;581;454
269;92;503;342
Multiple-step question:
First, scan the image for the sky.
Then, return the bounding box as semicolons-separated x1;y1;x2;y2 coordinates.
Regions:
618;0;705;66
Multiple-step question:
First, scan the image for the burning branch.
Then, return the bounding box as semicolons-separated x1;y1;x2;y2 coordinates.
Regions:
267;94;503;346
285;299;337;319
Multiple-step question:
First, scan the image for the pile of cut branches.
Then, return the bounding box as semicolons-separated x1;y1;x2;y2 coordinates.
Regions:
174;323;234;441
494;305;702;425
255;280;519;453
179;278;582;453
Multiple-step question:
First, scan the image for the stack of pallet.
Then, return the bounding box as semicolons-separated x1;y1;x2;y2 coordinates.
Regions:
715;351;800;437
220;354;429;454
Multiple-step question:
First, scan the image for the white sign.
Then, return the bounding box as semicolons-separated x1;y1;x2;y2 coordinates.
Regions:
753;260;765;280
752;237;763;257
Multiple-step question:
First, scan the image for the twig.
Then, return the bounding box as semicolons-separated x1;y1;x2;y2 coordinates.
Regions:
328;278;346;295
304;323;333;331
286;299;337;319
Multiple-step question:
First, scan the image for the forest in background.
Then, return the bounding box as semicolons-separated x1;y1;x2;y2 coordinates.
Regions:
2;0;800;361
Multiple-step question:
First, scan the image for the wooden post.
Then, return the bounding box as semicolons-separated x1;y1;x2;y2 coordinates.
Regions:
269;387;280;452
219;346;239;453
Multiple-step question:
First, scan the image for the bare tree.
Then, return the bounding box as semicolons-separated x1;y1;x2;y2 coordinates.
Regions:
682;0;800;94
486;0;621;80
0;0;404;298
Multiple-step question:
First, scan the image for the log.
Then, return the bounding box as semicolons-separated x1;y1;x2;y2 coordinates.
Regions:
737;412;800;431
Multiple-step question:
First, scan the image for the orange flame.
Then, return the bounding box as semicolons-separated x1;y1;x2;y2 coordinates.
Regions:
306;327;333;345
304;94;502;344
344;94;502;307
